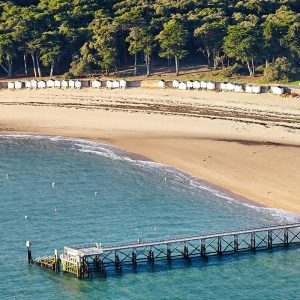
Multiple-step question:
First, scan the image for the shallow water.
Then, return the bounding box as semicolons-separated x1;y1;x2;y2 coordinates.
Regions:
0;135;299;299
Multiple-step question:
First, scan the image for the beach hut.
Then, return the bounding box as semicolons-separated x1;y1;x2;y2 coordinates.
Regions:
37;80;46;89
30;80;38;89
207;81;216;90
69;80;75;89
112;80;120;89
200;81;208;89
46;79;55;88
54;80;61;88
106;80;113;89
8;82;15;89
25;81;31;89
91;80;101;89
75;80;82;89
15;81;24;89
220;82;228;91
227;82;235;91
252;86;262;94
193;81;201;90
61;80;69;89
158;80;165;88
234;84;243;93
120;79;127;89
178;82;187;90
186;80;193;89
172;79;180;88
271;86;284;95
245;85;253;93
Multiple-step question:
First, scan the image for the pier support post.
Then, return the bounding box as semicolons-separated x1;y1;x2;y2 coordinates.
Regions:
147;249;154;263
26;241;33;264
167;246;172;262
250;233;256;251
132;251;137;266
217;237;222;255
115;253;122;271
200;239;206;257
234;235;238;253
54;249;60;273
183;244;189;259
284;229;289;246
268;230;273;249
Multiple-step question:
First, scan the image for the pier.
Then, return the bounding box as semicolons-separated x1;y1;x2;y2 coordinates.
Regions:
31;223;300;278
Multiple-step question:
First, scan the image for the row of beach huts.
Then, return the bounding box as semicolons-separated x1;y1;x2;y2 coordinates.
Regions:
5;78;290;95
6;79;127;90
158;79;289;95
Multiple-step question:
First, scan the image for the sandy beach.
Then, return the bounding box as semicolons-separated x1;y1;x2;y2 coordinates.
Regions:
1;87;300;215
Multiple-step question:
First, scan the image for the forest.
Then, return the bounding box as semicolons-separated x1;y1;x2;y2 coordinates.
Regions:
0;0;300;82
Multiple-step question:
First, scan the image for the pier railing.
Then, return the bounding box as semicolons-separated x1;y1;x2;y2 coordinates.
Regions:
30;223;300;278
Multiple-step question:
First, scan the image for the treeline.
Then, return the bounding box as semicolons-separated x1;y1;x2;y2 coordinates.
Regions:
1;0;300;81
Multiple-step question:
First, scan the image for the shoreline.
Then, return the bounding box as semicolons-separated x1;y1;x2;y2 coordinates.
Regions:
1;88;300;214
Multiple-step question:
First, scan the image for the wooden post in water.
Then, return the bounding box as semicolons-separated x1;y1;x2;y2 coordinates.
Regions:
26;241;33;264
54;249;59;272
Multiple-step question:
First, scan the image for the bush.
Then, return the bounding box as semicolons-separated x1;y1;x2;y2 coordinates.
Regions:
264;57;295;83
218;63;240;79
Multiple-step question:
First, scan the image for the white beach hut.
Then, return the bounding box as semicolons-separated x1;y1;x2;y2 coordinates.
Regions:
178;82;187;90
220;82;228;91
207;81;216;90
37;80;46;89
112;80;120;89
106;80;113;89
46;79;55;88
30;79;38;89
61;80;69;89
69;80;75;89
192;81;201;90
120;79;127;89
186;80;193;89
234;84;243;93
172;79;180;88
252;86;262;94
227;82;235;91
75;80;82;89
15;81;24;89
158;80;165;88
25;81;31;89
245;85;253;93
8;82;15;89
91;80;101;89
200;81;208;89
54;80;61;88
271;86;284;95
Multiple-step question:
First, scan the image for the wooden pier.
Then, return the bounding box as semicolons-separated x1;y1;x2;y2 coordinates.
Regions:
30;223;300;278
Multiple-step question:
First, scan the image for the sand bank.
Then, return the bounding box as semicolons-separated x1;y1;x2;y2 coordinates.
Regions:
0;88;300;214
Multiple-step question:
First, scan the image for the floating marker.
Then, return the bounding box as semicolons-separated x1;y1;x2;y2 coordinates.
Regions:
94;192;98;197
25;215;28;219
6;174;9;179
52;182;55;188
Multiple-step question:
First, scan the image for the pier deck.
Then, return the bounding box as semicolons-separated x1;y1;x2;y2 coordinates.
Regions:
32;222;300;278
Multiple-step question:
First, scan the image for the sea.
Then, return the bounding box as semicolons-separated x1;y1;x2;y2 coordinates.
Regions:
0;135;299;300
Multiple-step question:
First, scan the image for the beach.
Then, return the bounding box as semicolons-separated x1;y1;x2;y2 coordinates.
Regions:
1;87;300;214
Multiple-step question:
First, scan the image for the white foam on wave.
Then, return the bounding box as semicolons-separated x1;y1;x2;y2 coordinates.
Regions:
1;133;300;223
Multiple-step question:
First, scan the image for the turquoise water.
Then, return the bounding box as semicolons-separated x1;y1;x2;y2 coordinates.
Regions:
0;135;299;299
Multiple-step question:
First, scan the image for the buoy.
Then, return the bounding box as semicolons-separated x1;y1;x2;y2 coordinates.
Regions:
52;182;55;188
54;208;57;212
6;174;9;179
94;192;98;197
164;177;167;182
25;215;28;219
154;226;157;231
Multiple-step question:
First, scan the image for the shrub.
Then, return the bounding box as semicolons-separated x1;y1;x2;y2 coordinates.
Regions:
218;63;240;79
264;57;295;83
